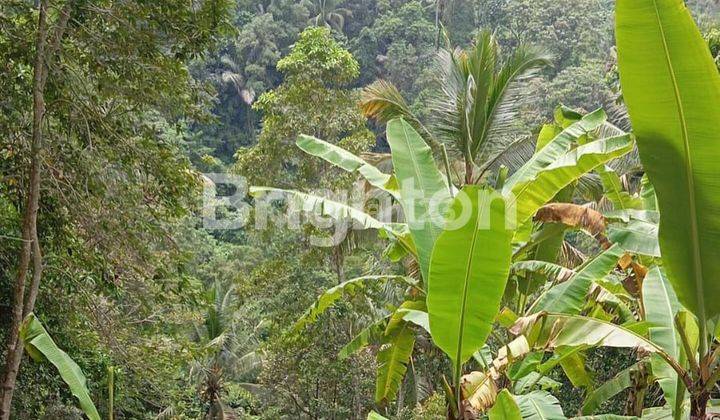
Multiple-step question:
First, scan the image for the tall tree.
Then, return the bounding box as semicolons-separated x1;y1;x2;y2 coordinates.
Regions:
1;2;69;415
235;26;373;188
0;0;232;416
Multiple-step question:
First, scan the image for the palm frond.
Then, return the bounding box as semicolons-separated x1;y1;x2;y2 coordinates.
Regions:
592;119;641;177
478;135;535;178
360;80;436;145
430;46;474;159
429;31;551;170
481;45;553;161
360;80;414;123
575;173;604;202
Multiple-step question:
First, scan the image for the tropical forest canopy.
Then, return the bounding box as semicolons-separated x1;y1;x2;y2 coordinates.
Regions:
1;0;720;419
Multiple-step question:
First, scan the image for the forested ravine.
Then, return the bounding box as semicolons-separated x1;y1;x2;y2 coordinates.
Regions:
2;1;720;419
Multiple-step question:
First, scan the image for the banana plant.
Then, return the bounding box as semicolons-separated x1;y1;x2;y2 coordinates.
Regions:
474;126;672;417
253;109;638;415
20;314;101;420
426;185;513;415
616;0;720;416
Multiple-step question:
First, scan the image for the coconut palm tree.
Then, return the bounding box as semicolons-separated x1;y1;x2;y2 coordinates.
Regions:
302;0;351;33
216;54;255;105
190;282;261;419
361;30;552;184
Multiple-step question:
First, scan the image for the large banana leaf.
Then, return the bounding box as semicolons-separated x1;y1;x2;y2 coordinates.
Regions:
515;390;566;420
338;316;388;360
640;175;658;211
511;313;681;375
375;321;415;405
251;186;415;253
249;186;386;230
294;275;417;331
643;267;685;419
607;220;660;257
528;244;624;315
604;209;659;225
20;314;101;420
513;372;562;394
386;118;451;283
581;362;640;415
510;260;576;284
398;308;430;334
489;389;522;420
559;350;593;389
507;135;635;227
504;109;607;189
427;186;513;365
296;135;398;197
616;0;720;323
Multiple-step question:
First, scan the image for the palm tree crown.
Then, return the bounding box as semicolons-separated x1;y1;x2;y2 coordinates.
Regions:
361;30;552;184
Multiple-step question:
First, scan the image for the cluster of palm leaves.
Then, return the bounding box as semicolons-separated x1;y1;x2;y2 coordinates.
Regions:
190;282;262;419
361;30;552;185
302;0;351;32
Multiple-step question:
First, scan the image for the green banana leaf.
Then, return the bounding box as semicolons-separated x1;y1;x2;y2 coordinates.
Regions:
515;390;566;419
339;316;388;360
642;267;685;419
607;220;660;257
375;321;415;405
20;314;100;420
559;350;593;389
507;135;634;227
512;372;562;394
386;118;451;283
385;300;426;335
640;175;658;211
398;309;430;334
581;362;641;415
512;313;677;370
535;124;562;152
537;346;589;377
511;260;576;284
296;135;398;197
616;0;720;323
603;209;659;224
597;165;642;210
489;389;522;420
249;186;386;231
505;109;607;189
528;244;624;315
427;186;513;365
294;275;417;331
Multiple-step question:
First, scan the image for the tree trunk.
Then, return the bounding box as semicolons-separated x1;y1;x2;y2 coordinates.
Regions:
332;246;345;284
691;390;710;419
625;363;647;417
0;1;50;417
464;159;474;185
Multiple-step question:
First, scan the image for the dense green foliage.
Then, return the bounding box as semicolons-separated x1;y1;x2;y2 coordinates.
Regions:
1;0;720;419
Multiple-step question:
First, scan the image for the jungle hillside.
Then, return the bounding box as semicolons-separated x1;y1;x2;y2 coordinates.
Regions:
2;0;720;419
